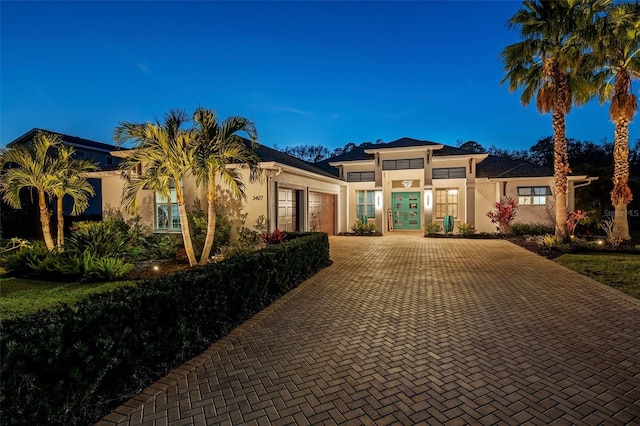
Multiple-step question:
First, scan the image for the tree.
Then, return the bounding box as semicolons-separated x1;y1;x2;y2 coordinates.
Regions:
193;107;260;265
457;140;487;153
284;145;330;162
0;131;96;250
114;110;200;266
501;0;608;239
50;144;98;248
589;2;640;240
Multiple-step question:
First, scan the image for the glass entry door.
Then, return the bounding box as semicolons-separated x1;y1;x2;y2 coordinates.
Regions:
392;192;421;230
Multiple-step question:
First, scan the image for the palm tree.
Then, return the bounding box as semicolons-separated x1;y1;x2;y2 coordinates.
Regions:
114;110;200;266
193;107;260;265
501;0;609;239
0;131;61;250
590;2;640;240
51;145;98;248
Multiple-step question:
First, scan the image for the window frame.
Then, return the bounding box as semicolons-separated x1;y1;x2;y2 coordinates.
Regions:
432;167;466;179
434;188;459;219
347;171;375;182
155;181;182;232
382;158;424;171
356;190;376;219
517;186;551;206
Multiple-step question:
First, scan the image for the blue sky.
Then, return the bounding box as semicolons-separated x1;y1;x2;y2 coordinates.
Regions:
1;1;637;152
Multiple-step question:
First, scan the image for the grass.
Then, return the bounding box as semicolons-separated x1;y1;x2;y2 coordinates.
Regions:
0;277;137;321
555;253;640;300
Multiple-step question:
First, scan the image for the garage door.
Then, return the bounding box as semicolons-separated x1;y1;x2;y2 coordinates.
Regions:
309;192;335;235
278;188;297;232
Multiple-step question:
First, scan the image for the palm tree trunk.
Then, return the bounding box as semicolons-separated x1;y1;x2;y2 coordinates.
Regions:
552;70;571;241
56;196;64;248
611;120;632;240
199;173;216;265
552;109;570;240
175;184;197;266
38;190;55;250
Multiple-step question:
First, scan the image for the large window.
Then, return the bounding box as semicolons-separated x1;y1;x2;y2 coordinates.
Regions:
382;158;424;170
435;188;458;219
347;171;375;182
356;190;375;218
156;182;181;231
518;186;551;206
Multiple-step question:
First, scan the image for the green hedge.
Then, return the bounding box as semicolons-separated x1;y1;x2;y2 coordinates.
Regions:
0;232;330;426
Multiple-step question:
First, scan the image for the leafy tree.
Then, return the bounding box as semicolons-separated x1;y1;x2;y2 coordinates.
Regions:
193;107;260;265
114;110;200;266
457;140;487;153
284;145;330;162
589;2;640;240
501;0;608;239
0;131;96;250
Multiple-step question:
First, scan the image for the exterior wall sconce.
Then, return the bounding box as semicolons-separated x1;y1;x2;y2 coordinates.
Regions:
424;189;432;209
375;191;383;209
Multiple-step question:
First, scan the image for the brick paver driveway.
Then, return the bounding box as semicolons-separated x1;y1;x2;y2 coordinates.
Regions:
99;235;640;425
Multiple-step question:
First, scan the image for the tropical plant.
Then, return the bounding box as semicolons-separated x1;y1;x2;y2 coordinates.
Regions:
457;223;476;237
262;229;286;245
501;0;609;239
192;107;260;265
50;144;98;248
0;132;64;250
566;209;589;236
114;109;200;266
589;2;640;240
351;221;376;235
487;197;518;234
424;223;443;236
601;217;623;246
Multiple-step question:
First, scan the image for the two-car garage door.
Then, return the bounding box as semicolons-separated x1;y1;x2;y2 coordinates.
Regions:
278;189;335;234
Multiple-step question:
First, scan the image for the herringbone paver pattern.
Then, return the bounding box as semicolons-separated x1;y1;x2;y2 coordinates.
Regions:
98;235;640;425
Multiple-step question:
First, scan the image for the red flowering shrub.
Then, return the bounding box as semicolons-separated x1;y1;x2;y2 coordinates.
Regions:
487;197;518;234
567;210;588;236
262;229;286;245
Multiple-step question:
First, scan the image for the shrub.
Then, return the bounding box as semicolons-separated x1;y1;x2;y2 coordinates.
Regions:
487;197;518;234
0;233;330;426
67;218;146;259
510;222;554;236
262;229;286;245
424;223;442;236
601;218;622;247
457;223;476;237
0;241;50;276
351;221;376;235
567;210;588;237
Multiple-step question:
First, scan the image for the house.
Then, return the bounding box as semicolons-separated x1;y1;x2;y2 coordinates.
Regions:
3;130;597;236
98;137;595;235
5;128;122;216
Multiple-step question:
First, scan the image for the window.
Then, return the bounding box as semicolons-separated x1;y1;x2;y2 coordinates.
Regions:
435;188;459;219
432;167;466;179
347;171;375;182
518;186;551;205
382;158;424;170
356;190;375;218
156;181;181;231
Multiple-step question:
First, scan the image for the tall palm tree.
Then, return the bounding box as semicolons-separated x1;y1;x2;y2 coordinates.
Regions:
193;107;260;265
501;0;609;239
0;131;61;250
114;110;200;266
51;145;98;248
590;2;640;240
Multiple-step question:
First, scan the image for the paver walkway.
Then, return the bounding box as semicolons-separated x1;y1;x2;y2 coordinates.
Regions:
99;235;640;425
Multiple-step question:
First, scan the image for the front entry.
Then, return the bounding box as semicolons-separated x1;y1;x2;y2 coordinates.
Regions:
392;192;421;230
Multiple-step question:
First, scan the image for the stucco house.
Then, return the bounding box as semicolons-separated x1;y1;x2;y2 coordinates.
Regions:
4;130;596;236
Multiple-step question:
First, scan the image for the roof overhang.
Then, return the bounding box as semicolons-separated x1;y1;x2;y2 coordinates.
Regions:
328;159;374;167
257;161;345;185
364;145;444;154
433;153;489;162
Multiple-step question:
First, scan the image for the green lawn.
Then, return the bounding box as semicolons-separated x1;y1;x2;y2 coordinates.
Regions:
555;253;640;299
0;277;137;321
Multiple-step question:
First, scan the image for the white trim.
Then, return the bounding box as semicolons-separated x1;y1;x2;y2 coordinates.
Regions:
329;159;375;167
364;145;444;154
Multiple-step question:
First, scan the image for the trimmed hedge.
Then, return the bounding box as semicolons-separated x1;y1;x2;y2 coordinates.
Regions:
0;232;330;426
